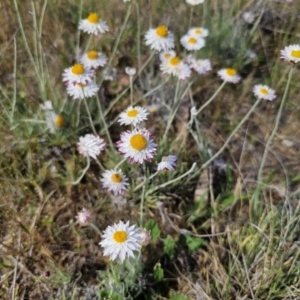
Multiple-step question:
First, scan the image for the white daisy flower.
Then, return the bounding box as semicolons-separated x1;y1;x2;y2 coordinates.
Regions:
66;81;99;100
160;56;191;80
99;221;142;262
101;169;129;195
118;106;149;127
188;27;209;38
45;111;64;133
78;12;109;36
176;62;192;80
145;25;175;52
116;128;157;164
76;208;92;225
217;68;241;84
180;35;205;51
157;155;177;171
189;58;212;75
125;67;136;76
280;44;300;63
186;0;205;5
159;50;176;62
77;134;106;159
62;63;94;84
253;84;276;101
80;50;107;69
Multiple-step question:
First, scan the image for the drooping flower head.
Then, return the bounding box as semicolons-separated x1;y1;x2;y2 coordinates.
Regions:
101;169;129;195
77;134;106;159
125;67;136;76
253;84;276;101
116;128;157;164
118;106;149;127
157;155;177;171
280;44;300;64
187;56;212;75
99;221;142;262
78;12;109;35
62;63;94;84
145;25;175;52
217;68;241;84
66;81;99;100
180;35;205;51
76;208;92;225
80;50;107;69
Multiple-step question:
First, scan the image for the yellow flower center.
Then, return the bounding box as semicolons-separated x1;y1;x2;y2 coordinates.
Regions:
127;109;138;117
71;64;85;75
291;50;300;58
188;37;197;44
130;134;147;151
226;68;237;76
156;25;168;38
87;50;99;60
170;57;180;66
195;29;202;35
55;115;64;127
87;13;99;24
111;173;123;183
164;53;171;58
260;88;269;95
113;230;127;243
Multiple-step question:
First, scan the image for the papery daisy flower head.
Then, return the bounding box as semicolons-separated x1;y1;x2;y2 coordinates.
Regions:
117;128;157;164
253;84;276;101
188;27;209;38
139;228;151;246
157;155;177;171
78;12;109;35
118;106;149;127
159;50;176;62
76;208;92;225
66;81;99;100
217;68;241;84
160;56;191;80
99;221;142;262
186;0;205;5
101;169;129;195
80;50;107;69
280;44;300;64
188;57;212;75
77;134;106;159
180;35;205;51
62;63;94;84
145;25;175;52
125;67;136;76
45;111;64;133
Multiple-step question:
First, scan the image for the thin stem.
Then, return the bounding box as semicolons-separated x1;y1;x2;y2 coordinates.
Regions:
75;0;83;61
196;81;226;116
200;99;261;171
139;163;147;226
129;75;133;106
257;66;295;184
83;96;97;135
146;163;197;197
114;158;127;170
76;98;82;128
134;171;159;192
163;78;181;141
71;156;90;185
11;38;17;124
